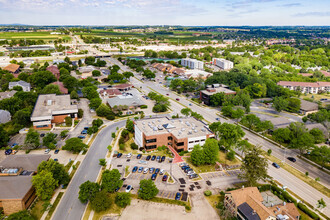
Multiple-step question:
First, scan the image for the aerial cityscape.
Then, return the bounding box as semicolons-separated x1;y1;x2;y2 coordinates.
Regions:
0;0;329;220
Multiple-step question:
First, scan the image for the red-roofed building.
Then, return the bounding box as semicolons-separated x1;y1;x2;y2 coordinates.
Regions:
277;81;330;94
46;65;60;80
114;84;132;91
51;81;68;94
320;70;330;77
99;89;122;98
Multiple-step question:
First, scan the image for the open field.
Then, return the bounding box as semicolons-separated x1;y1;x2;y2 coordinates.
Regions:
0;31;71;41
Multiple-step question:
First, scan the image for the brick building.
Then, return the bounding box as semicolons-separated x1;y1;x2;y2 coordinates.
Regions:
134;117;214;152
200;84;236;105
30;94;78;129
0;154;50;215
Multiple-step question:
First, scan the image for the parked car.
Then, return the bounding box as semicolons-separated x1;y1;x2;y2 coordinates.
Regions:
78;135;85;139
138;160;148;165
126;153;132;158
151;155;156;161
11;150;18;155
159;169;165;175
161;156;166;162
151;173;157;180
187;171;195;175
155;168;160;174
181;166;189;170
156;156;161;161
162;175;168;182
44;149;51;154
11;143;18;148
175;192;181;200
287;157;296;162
115;187;120;192
189;174;198;179
81;130;88;134
137;154;142;159
143;168;149;174
138;167;143;173
132;166;138;173
54;149;60;154
272;162;280;168
166;94;169;96
185;168;193;173
180;163;187;167
146;155;151;161
149;167;155;174
189;103;192;106
5;149;12;155
117;153;123;158
40;133;45;137
216;118;220;121
84;127;89;130
125;185;133;192
54;159;58;162
176;98;180;101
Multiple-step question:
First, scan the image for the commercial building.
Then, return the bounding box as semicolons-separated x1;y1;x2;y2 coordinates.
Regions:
134;117;214;152
225;187;300;220
0;154;50;215
30;94;78;129
185;69;212;79
213;58;234;70
277;81;330;94
181;58;204;70
299;99;318;115
9;80;31;92
107;93;145;110
99;88;122;98
200;84;236;105
0;110;11;124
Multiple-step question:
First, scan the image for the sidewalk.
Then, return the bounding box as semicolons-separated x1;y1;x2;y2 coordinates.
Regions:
167;145;184;163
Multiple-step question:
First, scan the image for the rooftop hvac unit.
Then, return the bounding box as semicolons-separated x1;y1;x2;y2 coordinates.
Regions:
168;129;171;132
192;127;195;130
47;100;52;106
201;128;206;132
181;128;185;131
188;130;192;134
194;130;198;133
178;131;181;135
153;127;157;131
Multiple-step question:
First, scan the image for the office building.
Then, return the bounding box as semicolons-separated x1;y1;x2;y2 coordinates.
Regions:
213;58;234;70
181;58;204;70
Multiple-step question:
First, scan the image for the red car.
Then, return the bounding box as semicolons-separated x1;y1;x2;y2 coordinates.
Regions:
166;94;169;96
176;98;180;101
162;175;168;182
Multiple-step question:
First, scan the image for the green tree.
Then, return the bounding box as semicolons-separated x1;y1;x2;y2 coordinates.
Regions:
41;84;61;95
203;139;219;164
239;146;269;186
13;108;31;127
221;105;234;118
210;92;225;106
309;128;325;144
115;192;131;208
191;145;204;166
273;96;289;112
42;132;57;148
181;107;192;117
70;90;79;100
231;108;245;122
62;138;88;153
92;70;101;77
38;159;70;185
78;108;84;118
30;71;57;88
138;179;159;200
286;97;301;113
93;118;104;128
96;104;114;118
99;159;106;166
125;118;134;133
190;111;204;120
90;190;112;212
25;129;40;149
60;130;69;138
317;198;326;209
0;126;10;147
123;71;134;80
101;169;123;193
82;86;99;100
32;170;58;200
89;98;102;110
7;210;35;220
78;181;100;203
241;114;261;130
236;139;252;156
218;123;245;150
246;83;267;98
273;128;291;144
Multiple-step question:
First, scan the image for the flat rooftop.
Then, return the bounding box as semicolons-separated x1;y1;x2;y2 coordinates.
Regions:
135;117;213;139
31;94;78;120
201;87;236;95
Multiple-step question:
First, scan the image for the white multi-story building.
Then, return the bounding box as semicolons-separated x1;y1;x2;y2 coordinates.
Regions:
213;58;234;70
277;81;330;94
181;58;204;70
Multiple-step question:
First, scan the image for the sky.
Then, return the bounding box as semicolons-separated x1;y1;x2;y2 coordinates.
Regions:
0;0;329;26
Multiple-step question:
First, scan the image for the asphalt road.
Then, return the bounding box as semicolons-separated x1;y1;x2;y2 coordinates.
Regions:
52;120;126;220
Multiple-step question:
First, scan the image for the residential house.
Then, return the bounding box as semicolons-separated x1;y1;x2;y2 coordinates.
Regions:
51;81;68;94
277;81;330;94
3;64;20;77
134;116;214;152
0;154;50;215
200;84;236;105
46;65;60;80
0;90;17;101
30;94;78;129
9;80;31;92
225;187;300;220
0;110;11;124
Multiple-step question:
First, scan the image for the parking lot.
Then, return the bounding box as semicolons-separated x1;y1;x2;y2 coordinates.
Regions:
200;169;242;180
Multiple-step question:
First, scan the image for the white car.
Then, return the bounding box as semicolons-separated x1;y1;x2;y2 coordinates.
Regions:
44;149;50;154
143;168;149;174
127;153;132;158
179;163;187;167
159;169;165;175
125;185;132;192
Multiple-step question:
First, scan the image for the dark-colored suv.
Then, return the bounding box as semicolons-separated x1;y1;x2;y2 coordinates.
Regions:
151;155;156;161
146;155;151;161
287;157;296;162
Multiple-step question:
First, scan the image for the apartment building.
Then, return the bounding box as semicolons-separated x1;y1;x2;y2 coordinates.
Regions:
30;94;78;129
200;84;236;105
181;58;204;70
277;81;330;94
213;58;234;70
134;117;214;152
225;187;300;220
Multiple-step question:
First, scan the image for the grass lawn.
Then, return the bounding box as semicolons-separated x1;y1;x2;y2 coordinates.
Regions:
0;31;71;41
45;192;64;220
204;194;221;217
303;93;330;102
165;172;174;183
92;193;123;220
264;152;330;197
218;151;241;166
30;199;45;219
125;166;130;177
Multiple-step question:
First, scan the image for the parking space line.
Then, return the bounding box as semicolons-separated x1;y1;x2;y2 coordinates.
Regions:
223;170;230;176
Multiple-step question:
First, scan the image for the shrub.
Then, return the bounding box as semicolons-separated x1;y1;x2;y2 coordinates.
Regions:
115;192;131;208
119;144;125;150
65;117;72;126
119;137;125;145
130;143;138;150
226;151;235;161
297;203;320;220
99;159;106;166
112;132;116;138
78;108;84;118
140;105;148;109
90;190;112;212
204;190;212;196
